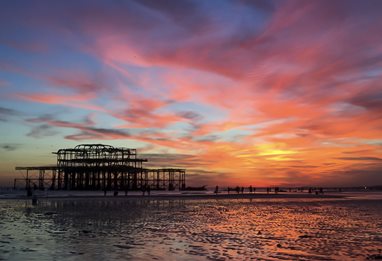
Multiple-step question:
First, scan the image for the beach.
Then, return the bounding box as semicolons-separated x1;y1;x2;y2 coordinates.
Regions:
0;188;348;200
1;192;382;260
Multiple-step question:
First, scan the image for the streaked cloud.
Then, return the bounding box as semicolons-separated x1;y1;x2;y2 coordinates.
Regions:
0;106;20;121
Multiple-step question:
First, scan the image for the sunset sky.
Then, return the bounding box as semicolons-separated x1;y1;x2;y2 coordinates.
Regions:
1;0;381;187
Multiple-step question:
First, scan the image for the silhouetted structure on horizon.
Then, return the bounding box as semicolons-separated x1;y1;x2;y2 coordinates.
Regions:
14;144;186;191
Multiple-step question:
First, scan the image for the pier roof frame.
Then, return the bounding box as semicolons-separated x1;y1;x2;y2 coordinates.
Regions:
53;143;137;155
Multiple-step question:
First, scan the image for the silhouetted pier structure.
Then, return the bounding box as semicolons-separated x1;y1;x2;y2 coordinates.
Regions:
14;144;186;191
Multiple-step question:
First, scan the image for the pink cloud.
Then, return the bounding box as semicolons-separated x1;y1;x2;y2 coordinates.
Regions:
46;71;106;94
15;92;106;112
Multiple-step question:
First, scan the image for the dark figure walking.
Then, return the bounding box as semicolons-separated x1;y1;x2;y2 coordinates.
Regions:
214;185;219;195
27;186;32;197
241;187;244;194
32;194;38;205
249;185;253;193
236;186;240;194
227;187;230;194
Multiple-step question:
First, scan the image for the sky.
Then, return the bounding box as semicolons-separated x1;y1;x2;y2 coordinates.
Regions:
0;0;382;187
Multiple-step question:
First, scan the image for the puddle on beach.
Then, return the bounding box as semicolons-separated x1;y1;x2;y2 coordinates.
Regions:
1;196;382;260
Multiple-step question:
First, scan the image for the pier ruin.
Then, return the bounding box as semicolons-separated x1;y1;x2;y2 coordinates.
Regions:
14;144;186;191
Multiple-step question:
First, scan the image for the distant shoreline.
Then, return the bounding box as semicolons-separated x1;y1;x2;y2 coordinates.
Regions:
0;192;350;200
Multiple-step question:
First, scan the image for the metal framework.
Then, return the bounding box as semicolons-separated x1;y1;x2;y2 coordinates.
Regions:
15;144;186;191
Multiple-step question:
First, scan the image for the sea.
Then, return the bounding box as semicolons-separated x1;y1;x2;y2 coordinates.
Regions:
1;193;382;260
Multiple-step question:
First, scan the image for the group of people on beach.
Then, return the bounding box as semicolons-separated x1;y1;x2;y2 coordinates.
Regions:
215;185;259;194
213;186;326;195
141;184;151;196
103;184;152;197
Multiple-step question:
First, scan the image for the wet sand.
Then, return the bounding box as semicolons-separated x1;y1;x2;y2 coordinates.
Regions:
1;193;382;260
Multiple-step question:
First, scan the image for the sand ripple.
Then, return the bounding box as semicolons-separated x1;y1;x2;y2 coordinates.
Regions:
0;197;382;260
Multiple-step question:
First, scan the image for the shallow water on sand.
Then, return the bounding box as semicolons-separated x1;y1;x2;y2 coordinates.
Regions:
1;196;382;260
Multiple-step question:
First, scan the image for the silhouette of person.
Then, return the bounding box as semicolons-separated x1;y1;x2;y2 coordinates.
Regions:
214;185;219;195
249;185;253;193
27;186;32;197
241;187;244;194
236;186;240;194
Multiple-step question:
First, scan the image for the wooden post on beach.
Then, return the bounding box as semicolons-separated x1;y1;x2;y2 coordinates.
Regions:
50;169;56;190
26;169;29;190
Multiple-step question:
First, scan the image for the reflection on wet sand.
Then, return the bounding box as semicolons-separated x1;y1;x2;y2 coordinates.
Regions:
1;197;382;260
